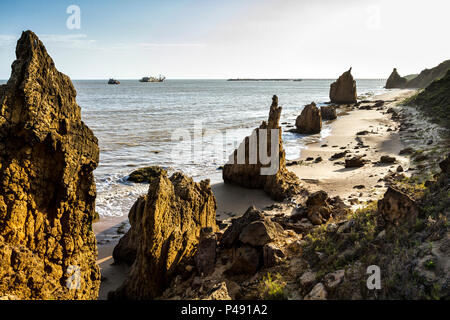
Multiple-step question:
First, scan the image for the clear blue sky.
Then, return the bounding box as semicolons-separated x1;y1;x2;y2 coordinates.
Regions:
1;0;449;79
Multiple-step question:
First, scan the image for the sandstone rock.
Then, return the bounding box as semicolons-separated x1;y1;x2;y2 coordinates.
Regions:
0;31;100;299
221;206;265;248
223;96;303;201
385;68;407;89
227;245;261;275
110;171;217;299
295;102;322;134
378;187;419;225
305;191;332;225
329;68;357;104
239;220;283;247
345;156;365;168
263;243;285;268
304;283;327;300
320;105;337;120
195;227;217;276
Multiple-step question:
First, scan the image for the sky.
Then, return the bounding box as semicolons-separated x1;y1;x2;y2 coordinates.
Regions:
0;0;449;79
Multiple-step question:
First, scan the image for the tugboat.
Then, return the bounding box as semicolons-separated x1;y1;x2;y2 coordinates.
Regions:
108;78;120;85
139;75;166;83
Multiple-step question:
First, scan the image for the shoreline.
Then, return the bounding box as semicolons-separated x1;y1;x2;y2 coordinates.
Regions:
94;88;418;299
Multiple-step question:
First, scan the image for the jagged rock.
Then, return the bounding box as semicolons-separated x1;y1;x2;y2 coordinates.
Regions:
0;31;100;299
345;156;365;168
113;196;146;265
320;105;337;120
239;220;283;247
227;245;261;275
378;187;419;225
263;243;285;268
295;102;322;134
329;68;357;104
380;155;396;164
385;68;407;89
303;191;350;225
330;151;348;160
223;96;303;201
195;227;217;276
110;171;217;299
304;283;327;300
439;153;450;174
221;207;265;248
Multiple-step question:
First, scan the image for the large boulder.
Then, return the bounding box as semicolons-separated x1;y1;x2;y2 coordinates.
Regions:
295;102;322;134
378;187;419;225
385;68;407;89
109;171;217;299
320;105;337;120
329;68;357;104
222;96;302;201
0;31;100;299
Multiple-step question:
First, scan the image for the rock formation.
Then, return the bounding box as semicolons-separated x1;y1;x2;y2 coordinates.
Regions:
378;187;419;225
0;31;100;299
320;105;337;120
329;68;357;104
110;171;217;300
222;206;287;275
222;96;302;201
295;102;322;133
385;68;407;89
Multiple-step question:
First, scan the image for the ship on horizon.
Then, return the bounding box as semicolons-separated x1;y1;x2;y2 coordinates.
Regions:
139;75;166;82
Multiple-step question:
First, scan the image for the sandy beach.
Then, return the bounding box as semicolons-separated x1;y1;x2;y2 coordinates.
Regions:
94;88;418;299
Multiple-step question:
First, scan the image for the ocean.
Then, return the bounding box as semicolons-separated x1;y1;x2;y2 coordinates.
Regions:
1;79;388;217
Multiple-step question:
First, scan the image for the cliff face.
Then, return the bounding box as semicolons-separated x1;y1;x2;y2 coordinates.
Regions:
222;96;302;201
0;31;100;299
110;172;217;300
408;69;450;128
329;68;357;104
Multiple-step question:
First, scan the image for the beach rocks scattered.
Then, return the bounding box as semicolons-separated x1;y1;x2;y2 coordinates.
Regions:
223;96;303;201
329;68;357;104
320;105;337;120
295;102;322;134
378;187;419;225
385;68;407;89
110;171;217;299
0;31;100;299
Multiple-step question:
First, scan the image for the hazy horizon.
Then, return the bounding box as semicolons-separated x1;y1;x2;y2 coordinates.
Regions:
1;0;449;80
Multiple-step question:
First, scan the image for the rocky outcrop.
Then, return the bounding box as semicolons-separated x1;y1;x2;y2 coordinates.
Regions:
378;187;419;225
110;171;217;300
385;68;407;89
295;102;322;133
0;31;100;299
222;96;302;201
329;68;357;104
222;206;287;274
320;105;337;120
406;59;450;89
345;156;366;168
